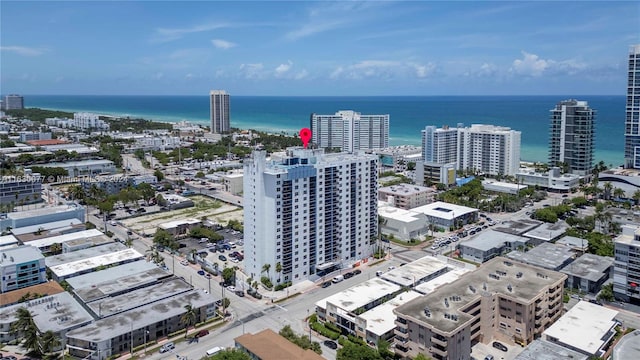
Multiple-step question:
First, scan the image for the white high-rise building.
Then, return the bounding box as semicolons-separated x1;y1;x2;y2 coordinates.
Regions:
73;112;110;131
243;148;378;284
310;110;389;152
457;124;521;176
3;94;24;110
210;90;230;134
421;125;460;164
548;99;595;175
625;45;640;168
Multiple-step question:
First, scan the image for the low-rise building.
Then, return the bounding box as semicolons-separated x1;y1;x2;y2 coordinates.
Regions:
378;183;436;210
522;221;569;245
0;281;65;308
381;255;474;289
34;159;116;177
355;291;422;346
561;254;613;295
161;193;194;210
506;242;575;271
45;243;143;281
18;131;52;142
65;260;164;297
482;180;527;195
0;176;42;205
393;257;567;360
516;167;580;192
158;218;201;237
598;168;640;197
543;300;618;358
555;235;589;254
0;246;47;293
11;218;85;240
612;329;640;360
514;340;588;360
377;205;430;241
413;201;478;231
20;229;110;254
219;171;244;195
0;203;85;232
459;230;530;263
369;146;422;172
415;161;457;187
0;234;19;251
235;329;325;360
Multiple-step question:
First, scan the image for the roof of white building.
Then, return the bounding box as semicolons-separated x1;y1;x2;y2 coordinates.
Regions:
0;245;42;264
65;260;159;292
45;243;127;267
413;266;474;295
0;234;18;247
357;291;422;336
377;206;423;223
381;256;450;287
22;229;104;249
543;300;619;355
159;218;201;230
11;218;83;236
48;248;143;278
460;230;527;251
7;203;82;220
378;183;434;196
412;201;477;220
315;278;400;312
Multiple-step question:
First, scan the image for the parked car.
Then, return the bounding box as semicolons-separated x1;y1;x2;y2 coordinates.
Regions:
247;289;263;299
218;255;227;261
197;270;205;276
492;341;508;352
321;281;332;288
159;342;175;353
353;269;362;275
180;260;189;266
234;290;245;297
323;340;338;350
343;272;354;279
196;329;209;337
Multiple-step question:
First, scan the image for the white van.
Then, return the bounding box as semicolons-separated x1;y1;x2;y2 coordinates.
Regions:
332;275;344;283
206;346;224;356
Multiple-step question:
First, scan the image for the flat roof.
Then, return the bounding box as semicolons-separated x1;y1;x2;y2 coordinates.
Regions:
483;180;527;190
378;206;423;223
7;203;83;220
87;277;192;318
315;278;401;312
613;329;640;360
523;221;568;241
506;243;575;270
0;292;93;334
235;329;325;360
514;339;588;360
0;281;65;308
412;201;478;220
45;243;127;268
560;254;613;282
37;159;114;167
492;219;542;236
48;249;143;279
379;183;434;196
413;266;474;295
556;236;588;250
22;229;105;249
66;289;215;342
381;256;450;287
11;218;83;236
65;260;160;291
357;291;422;336
0;245;42;264
395;257;567;334
159;218;201;229
543;301;618;355
0;234;18;247
460;230;528;251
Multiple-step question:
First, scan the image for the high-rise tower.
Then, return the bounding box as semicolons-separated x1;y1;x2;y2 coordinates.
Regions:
625;45;640;168
310;110;389;152
457;125;521;176
548;99;595;175
421;125;460;164
243;148;378;284
209;90;230;134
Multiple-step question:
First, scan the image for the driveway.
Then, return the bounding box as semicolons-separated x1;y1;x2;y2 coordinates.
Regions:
471;341;524;360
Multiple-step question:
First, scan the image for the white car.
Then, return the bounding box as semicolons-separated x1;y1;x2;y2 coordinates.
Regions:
180;260;189;266
226;285;236;292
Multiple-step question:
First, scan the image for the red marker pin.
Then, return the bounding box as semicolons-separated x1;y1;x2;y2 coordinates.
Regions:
299;128;312;149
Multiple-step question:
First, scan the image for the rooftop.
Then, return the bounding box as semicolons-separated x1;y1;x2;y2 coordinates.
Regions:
556;236;589;250
381;256;454;287
523;221;568;242
460;230;528;251
0;245;43;265
87;277;192;318
0;292;93;333
395;257;567;334
377;205;423;223
7;203;83;220
543;300;618;355
65;260;160;292
357;291;422;336
159;218;201;229
315;278;400;312
11;218;83;236
506;243;575;270
0;281;65;308
235;329;325;360
379;183;434;196
560;254;613;282
492;219;542;236
36;159;114;168
413;266;474;295
45;243;127;268
514;339;588;360
21;229;105;249
0;234;18;247
48;248;143;279
613;330;640;360
412;201;478;220
66;289;215;342
25;139;68;146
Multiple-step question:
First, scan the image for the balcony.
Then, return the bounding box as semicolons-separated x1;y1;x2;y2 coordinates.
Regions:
432;346;448;357
431;336;447;347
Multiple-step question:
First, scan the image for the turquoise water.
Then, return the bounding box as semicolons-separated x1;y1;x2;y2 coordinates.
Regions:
23;95;625;166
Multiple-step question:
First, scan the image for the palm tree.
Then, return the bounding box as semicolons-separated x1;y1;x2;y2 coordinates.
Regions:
124;237;133;248
180;304;197;338
40;330;61;355
603;182;613;200
633;190;640;206
614;188;625;200
10;308;41;356
49;243;62;255
275;262;282;283
262;263;271;280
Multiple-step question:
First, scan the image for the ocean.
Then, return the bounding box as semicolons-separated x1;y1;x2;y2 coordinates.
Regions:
24;95;625;166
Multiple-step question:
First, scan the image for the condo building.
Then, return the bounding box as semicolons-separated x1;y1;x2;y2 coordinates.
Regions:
210;90;230;134
613;225;640;303
421;125;460;164
3;94;24;110
0;246;47;293
243;148;378;284
310;110;389;152
548;100;595;175
624;45;640;168
393;257;566;360
457;124;521;176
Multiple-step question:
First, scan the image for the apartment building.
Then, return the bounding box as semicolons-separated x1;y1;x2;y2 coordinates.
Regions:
0;246;47;293
613;225;640;303
0;176;42;206
73;112;110;131
393;257;567;360
624;44;640;169
310;110;389;152
422;125;460;164
243;148;378;283
18;131;52;142
3;94;24;110
516;167;580;192
548;99;595;176
0;203;86;232
415;161;457;187
378;183;436;209
457;124;521;176
210;90;230;134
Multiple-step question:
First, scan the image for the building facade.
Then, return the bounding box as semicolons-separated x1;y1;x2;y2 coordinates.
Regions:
310;110;389;152
378;183;436;210
243;148;378;283
210;90;230;134
415;161;457;187
516;167;581;192
548;99;595;175
613;225;640;303
0;246;47;293
457;125;521;176
394;257;567;360
624;45;640;168
73;113;110;131
422;125;460;164
0;176;42;206
4;94;24;110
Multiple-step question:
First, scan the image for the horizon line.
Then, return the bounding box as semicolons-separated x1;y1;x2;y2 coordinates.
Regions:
9;93;627;97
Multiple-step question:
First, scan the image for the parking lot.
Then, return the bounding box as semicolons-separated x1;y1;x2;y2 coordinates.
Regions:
471;340;524;360
178;229;245;268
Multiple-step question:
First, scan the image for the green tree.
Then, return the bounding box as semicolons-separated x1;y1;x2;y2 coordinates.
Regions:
222;267;236;285
414;354;433;360
209;349;251;360
154;168;165;181
40;330;61;354
137;182;156;204
598;283;615;302
180;304;197;338
275;262;282;283
195;171;205;178
377;339;392;359
10;307;41;356
337;342;383;360
262;263;271;280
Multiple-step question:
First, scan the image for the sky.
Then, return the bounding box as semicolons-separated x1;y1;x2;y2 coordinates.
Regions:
1;1;639;96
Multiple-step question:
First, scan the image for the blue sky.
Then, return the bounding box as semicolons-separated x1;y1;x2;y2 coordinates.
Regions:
1;1;639;96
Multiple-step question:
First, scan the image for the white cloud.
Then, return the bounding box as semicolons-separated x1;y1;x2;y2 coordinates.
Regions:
239;63;265;79
211;39;236;50
275;61;293;76
510;51;550;77
294;70;309;80
0;46;46;56
153;22;229;42
330;60;437;80
411;62;437;78
330;66;344;79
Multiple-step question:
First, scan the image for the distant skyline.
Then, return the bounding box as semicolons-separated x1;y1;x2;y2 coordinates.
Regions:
1;1;639;96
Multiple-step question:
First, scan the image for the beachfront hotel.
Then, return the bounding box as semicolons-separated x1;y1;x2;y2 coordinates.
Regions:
625;45;640;169
548;99;595;176
210;89;230;134
243;148;378;284
421;125;460;165
457;124;521;176
310;110;389;152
